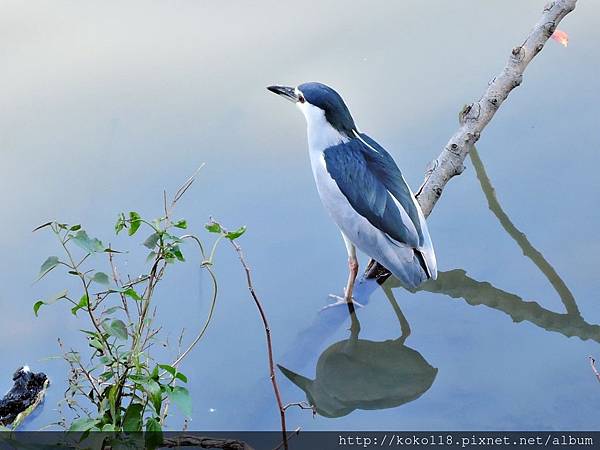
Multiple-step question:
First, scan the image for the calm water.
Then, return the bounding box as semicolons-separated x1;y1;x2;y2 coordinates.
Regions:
2;0;600;431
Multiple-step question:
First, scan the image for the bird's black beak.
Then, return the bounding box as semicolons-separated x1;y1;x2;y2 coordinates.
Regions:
267;85;299;103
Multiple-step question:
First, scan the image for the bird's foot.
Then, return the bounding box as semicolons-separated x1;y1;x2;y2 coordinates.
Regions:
321;294;364;311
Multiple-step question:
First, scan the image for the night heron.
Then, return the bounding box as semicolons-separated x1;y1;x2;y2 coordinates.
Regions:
267;82;437;307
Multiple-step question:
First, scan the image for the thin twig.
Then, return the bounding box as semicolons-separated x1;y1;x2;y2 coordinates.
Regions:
283;402;316;414
222;228;289;450
171;163;205;209
271;428;302;450
108;248;132;322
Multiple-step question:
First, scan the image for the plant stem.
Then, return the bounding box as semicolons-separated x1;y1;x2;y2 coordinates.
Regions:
225;235;288;450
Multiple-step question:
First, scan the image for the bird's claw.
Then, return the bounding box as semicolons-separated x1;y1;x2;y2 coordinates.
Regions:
321;294;364;311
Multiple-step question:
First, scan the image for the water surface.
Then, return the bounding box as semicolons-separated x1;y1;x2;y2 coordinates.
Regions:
1;0;599;431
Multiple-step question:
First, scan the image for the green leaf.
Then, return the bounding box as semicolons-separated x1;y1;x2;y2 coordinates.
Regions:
71;294;89;316
158;364;188;383
108;384;119;424
102;424;116;432
33;301;44;317
127;374;147;384
88;337;103;351
225;226;246;241
168;386;192;417
171;245;185;262
205;222;221;233
123;288;142;301
145;417;163;450
175;372;188;383
128;211;142;236
123;403;144;432
141;379;162;414
108;319;128;340
164;232;182;243
71;230;104;253
99;371;114;382
33;289;69;317
158;364;177;377
102;306;121;316
143;233;161;249
69;417;98;432
69;224;82;231
173;220;187;229
115;213;126;234
91;272;110;285
38;256;60;280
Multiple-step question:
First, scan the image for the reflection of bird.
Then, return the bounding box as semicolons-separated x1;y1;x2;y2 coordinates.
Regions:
278;336;437;418
278;268;437;418
279;339;437;417
268;82;436;307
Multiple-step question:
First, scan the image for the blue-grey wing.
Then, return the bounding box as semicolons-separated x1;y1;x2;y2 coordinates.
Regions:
356;132;437;279
323;140;420;248
357;132;424;246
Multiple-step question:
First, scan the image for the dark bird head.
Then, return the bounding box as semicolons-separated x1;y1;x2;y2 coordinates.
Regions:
267;82;357;136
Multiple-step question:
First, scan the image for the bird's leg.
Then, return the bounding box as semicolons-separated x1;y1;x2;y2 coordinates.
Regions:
344;254;359;304
322;234;364;311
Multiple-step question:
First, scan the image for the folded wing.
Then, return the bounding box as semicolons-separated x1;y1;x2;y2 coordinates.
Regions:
323;133;437;279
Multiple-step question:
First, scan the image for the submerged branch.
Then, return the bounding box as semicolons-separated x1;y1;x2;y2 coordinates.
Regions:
162;435;254;450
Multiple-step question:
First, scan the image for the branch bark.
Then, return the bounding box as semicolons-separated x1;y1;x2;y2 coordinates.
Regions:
417;0;577;215
367;0;578;280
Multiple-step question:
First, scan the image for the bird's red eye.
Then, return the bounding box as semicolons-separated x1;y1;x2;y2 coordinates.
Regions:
298;94;305;103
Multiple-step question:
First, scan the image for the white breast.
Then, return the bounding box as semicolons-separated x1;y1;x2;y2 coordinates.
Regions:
296;101;351;220
297;101;349;152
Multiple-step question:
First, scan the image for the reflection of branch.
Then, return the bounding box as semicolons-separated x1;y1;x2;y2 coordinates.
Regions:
382;285;411;344
469;146;580;317
589;357;600;383
366;0;578;279
414;270;600;343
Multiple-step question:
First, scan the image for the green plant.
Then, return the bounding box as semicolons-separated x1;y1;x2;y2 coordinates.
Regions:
32;176;245;440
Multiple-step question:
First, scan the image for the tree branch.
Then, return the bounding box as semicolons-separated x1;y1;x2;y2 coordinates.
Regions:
417;0;577;215
368;0;578;280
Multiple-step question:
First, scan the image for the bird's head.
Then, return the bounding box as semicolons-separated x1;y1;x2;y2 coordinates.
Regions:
267;82;357;137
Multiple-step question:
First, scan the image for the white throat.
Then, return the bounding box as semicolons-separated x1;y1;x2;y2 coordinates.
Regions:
296;101;349;152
